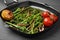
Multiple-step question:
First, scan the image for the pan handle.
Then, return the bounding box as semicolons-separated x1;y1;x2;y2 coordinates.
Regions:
4;0;18;6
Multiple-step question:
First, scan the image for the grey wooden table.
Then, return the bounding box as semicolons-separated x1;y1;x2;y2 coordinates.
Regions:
0;0;60;40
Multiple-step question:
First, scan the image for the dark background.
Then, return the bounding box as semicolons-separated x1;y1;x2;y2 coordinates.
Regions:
0;0;60;40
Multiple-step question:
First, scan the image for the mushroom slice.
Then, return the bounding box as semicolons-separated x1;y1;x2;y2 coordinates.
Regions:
1;9;13;20
39;25;44;32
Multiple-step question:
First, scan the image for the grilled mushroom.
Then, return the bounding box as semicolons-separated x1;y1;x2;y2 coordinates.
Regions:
1;9;13;20
39;25;44;32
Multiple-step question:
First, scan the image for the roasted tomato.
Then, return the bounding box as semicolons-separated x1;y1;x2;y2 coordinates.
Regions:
43;17;53;27
1;9;13;20
50;13;58;22
41;11;50;18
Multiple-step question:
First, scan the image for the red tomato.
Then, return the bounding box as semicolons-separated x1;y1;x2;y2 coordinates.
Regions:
41;11;50;18
50;14;58;22
43;17;53;27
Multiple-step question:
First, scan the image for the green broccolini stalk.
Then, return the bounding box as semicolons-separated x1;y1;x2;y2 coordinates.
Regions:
13;7;30;17
29;13;40;24
35;22;40;27
10;8;21;23
34;23;43;32
6;22;27;32
14;13;22;19
14;12;20;17
25;10;31;18
13;8;21;14
30;21;35;34
21;10;32;23
6;22;19;28
27;21;35;34
21;14;34;24
14;10;28;20
13;8;22;17
32;8;40;14
34;15;43;27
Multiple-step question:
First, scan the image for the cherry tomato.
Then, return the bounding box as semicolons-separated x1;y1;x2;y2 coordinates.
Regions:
50;14;58;22
41;11;50;18
43;17;53;27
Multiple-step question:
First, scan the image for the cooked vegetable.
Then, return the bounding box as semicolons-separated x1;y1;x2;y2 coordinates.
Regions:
41;11;50;18
43;17;53;27
6;22;27;32
39;25;44;32
1;10;13;20
34;23;44;32
50;13;58;22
